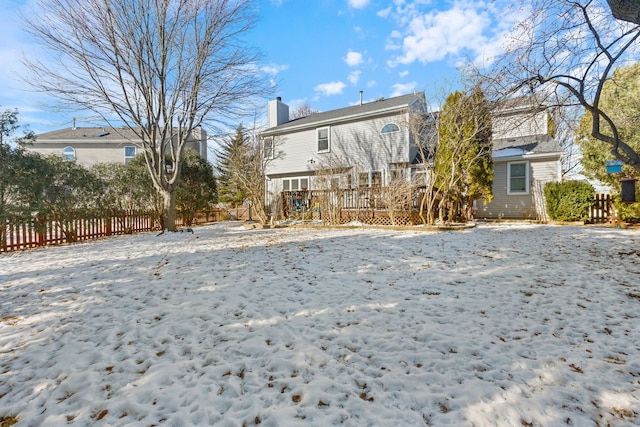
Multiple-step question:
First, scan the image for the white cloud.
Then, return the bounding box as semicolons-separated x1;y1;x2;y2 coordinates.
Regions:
261;64;289;75
315;81;347;96
385;30;403;51
391;81;417;97
367;80;377;88
348;0;370;9
344;50;364;67
390;7;490;66
385;1;515;68
399;70;409;77
377;7;392;18
348;70;362;85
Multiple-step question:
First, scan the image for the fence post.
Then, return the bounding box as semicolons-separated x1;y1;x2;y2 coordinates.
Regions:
34;216;47;247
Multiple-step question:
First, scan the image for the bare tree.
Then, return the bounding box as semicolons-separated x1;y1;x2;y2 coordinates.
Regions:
379;177;413;226
312;155;353;225
23;0;269;230
226;120;285;225
477;0;640;173
289;103;318;120
551;105;584;178
406;98;439;225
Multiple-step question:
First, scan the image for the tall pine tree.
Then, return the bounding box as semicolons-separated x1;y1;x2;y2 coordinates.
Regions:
216;124;249;206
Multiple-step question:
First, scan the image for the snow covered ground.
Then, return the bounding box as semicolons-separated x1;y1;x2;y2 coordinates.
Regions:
1;222;639;426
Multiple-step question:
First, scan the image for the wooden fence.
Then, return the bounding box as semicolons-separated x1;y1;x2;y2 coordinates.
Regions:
589;194;614;224
2;208;222;253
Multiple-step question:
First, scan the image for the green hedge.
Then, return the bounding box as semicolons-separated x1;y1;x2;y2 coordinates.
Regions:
544;181;594;222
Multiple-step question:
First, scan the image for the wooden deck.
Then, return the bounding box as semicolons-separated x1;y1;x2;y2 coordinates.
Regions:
280;187;432;226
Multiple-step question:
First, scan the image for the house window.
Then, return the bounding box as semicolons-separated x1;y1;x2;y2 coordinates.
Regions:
381;123;400;134
264;137;274;160
283;178;308;191
371;171;382;187
508;161;529;194
62;146;76;161
358;172;369;187
390;164;407;181
124;146;136;164
317;127;330;153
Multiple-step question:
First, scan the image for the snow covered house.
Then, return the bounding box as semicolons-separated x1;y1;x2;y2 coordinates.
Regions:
261;93;562;221
29;126;208;168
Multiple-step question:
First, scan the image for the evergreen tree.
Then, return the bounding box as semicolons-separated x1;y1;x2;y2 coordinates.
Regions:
176;149;218;225
216;124;249;206
434;88;493;222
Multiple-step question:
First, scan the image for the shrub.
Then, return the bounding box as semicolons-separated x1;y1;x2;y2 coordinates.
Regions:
545;180;594;222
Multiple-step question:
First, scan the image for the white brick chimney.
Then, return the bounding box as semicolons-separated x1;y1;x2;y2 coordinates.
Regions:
267;97;289;128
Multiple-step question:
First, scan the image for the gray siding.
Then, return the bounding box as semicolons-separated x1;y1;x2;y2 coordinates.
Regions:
476;156;561;220
493;110;548;140
266;111;409;179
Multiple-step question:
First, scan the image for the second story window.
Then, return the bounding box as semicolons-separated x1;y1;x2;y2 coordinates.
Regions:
62;146;76;161
264;137;274;160
124;146;137;164
317;127;330;153
381;123;400;134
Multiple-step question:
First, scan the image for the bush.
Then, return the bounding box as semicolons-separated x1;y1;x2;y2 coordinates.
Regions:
545;181;594;222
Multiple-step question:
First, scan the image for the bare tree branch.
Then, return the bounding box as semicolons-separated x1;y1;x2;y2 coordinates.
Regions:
22;0;270;230
476;0;640;172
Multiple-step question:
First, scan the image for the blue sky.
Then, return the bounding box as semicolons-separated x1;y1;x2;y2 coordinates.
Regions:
0;0;520;134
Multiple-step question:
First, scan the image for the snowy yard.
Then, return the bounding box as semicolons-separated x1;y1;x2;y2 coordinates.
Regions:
1;222;639;426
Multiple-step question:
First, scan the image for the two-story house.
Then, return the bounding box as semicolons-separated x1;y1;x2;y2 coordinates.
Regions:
262;92;562;221
476;98;563;220
29;125;208;168
261;93;431;215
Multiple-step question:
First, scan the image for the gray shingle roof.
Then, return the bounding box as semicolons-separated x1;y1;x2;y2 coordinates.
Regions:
263;92;424;134
36;127;142;142
493;134;563;154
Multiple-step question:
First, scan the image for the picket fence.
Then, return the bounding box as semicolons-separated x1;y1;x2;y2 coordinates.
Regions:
2;209;221;253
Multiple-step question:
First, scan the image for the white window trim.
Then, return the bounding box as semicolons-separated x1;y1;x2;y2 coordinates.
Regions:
124;145;137;163
507;161;530;195
317;127;330;153
62;146;76;161
264;137;274;160
380;123;400;134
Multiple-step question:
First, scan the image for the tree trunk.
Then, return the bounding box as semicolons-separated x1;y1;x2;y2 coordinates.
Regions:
161;188;177;231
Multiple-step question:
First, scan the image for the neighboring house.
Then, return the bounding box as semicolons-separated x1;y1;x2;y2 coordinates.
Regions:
261;93;431;214
475;98;563;221
261;93;562;221
29;126;207;168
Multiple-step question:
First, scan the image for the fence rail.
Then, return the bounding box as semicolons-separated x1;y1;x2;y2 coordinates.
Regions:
2;209;221;253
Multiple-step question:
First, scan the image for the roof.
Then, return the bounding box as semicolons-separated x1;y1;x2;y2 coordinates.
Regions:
493;134;563;157
35;127;142;142
263;92;424;134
